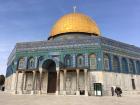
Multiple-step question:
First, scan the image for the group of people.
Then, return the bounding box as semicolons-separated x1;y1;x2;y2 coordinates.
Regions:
111;86;122;97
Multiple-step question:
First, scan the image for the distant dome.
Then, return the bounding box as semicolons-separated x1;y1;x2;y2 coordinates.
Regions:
50;13;100;37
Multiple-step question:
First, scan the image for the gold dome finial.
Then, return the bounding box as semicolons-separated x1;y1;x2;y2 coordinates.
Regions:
73;6;77;13
50;13;101;37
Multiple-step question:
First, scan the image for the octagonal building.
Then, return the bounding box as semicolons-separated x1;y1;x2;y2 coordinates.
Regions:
5;12;140;96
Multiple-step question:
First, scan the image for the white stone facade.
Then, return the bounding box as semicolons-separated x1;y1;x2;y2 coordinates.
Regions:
5;70;140;96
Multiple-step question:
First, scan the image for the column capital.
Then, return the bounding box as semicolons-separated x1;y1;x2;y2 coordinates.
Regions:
39;68;43;72
84;69;88;72
63;69;67;72
22;71;25;73
16;70;19;73
56;67;59;71
33;70;36;73
39;70;43;74
76;69;80;73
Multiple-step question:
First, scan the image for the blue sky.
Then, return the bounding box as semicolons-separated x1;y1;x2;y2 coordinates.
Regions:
0;0;140;75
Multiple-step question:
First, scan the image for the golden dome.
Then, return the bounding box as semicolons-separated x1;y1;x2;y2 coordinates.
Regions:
50;13;100;37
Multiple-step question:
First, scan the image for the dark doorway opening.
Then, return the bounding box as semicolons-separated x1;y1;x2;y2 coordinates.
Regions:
48;72;57;93
131;79;136;90
42;59;57;93
94;83;102;96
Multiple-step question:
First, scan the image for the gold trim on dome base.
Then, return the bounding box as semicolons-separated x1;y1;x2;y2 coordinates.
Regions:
50;13;100;37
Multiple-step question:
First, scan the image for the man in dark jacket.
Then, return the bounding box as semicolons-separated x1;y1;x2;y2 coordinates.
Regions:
111;87;114;96
115;87;122;97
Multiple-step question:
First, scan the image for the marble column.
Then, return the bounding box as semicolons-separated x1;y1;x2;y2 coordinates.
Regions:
63;69;67;95
14;71;19;94
56;70;59;95
31;71;36;95
19;71;25;94
39;71;42;94
76;69;80;95
46;72;48;94
23;72;27;90
84;69;88;96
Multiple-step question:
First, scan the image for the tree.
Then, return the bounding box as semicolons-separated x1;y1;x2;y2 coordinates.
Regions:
0;75;5;86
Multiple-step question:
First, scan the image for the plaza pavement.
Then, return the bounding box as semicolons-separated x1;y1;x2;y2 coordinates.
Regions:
0;91;140;105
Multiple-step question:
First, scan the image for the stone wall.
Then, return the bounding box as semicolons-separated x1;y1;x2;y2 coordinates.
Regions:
88;71;140;96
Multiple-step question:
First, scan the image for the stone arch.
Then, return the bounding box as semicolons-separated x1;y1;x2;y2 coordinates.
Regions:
64;54;72;68
129;59;135;74
76;54;85;68
122;58;128;73
103;53;110;71
112;56;120;72
89;53;97;70
42;59;56;72
42;59;57;93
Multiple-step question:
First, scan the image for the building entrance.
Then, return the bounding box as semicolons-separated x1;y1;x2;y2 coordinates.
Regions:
47;72;57;93
42;59;57;93
94;83;102;96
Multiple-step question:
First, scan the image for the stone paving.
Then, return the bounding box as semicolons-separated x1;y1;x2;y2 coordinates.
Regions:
0;92;140;105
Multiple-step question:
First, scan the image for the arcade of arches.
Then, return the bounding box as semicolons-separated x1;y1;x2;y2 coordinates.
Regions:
12;53;140;95
14;59;88;95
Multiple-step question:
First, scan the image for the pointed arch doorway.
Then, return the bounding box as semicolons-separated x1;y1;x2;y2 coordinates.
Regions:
42;59;57;93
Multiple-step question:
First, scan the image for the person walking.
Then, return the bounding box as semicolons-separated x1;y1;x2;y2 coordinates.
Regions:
115;87;122;97
111;87;114;96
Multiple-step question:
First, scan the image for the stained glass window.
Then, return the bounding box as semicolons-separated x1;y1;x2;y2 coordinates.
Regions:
89;54;96;70
77;55;84;67
104;54;110;71
28;57;35;69
18;58;25;69
129;59;135;74
113;56;120;72
64;54;72;67
136;61;140;74
122;58;128;73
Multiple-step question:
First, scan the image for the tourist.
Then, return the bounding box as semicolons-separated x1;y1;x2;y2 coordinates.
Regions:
115;87;122;97
111;87;114;96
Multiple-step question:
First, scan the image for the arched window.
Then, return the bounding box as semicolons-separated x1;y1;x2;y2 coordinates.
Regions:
77;55;84;67
89;54;96;70
64;54;72;67
104;54;110;71
113;56;120;72
122;58;128;73
18;58;25;69
28;57;35;69
136;61;140;74
129;59;135;74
